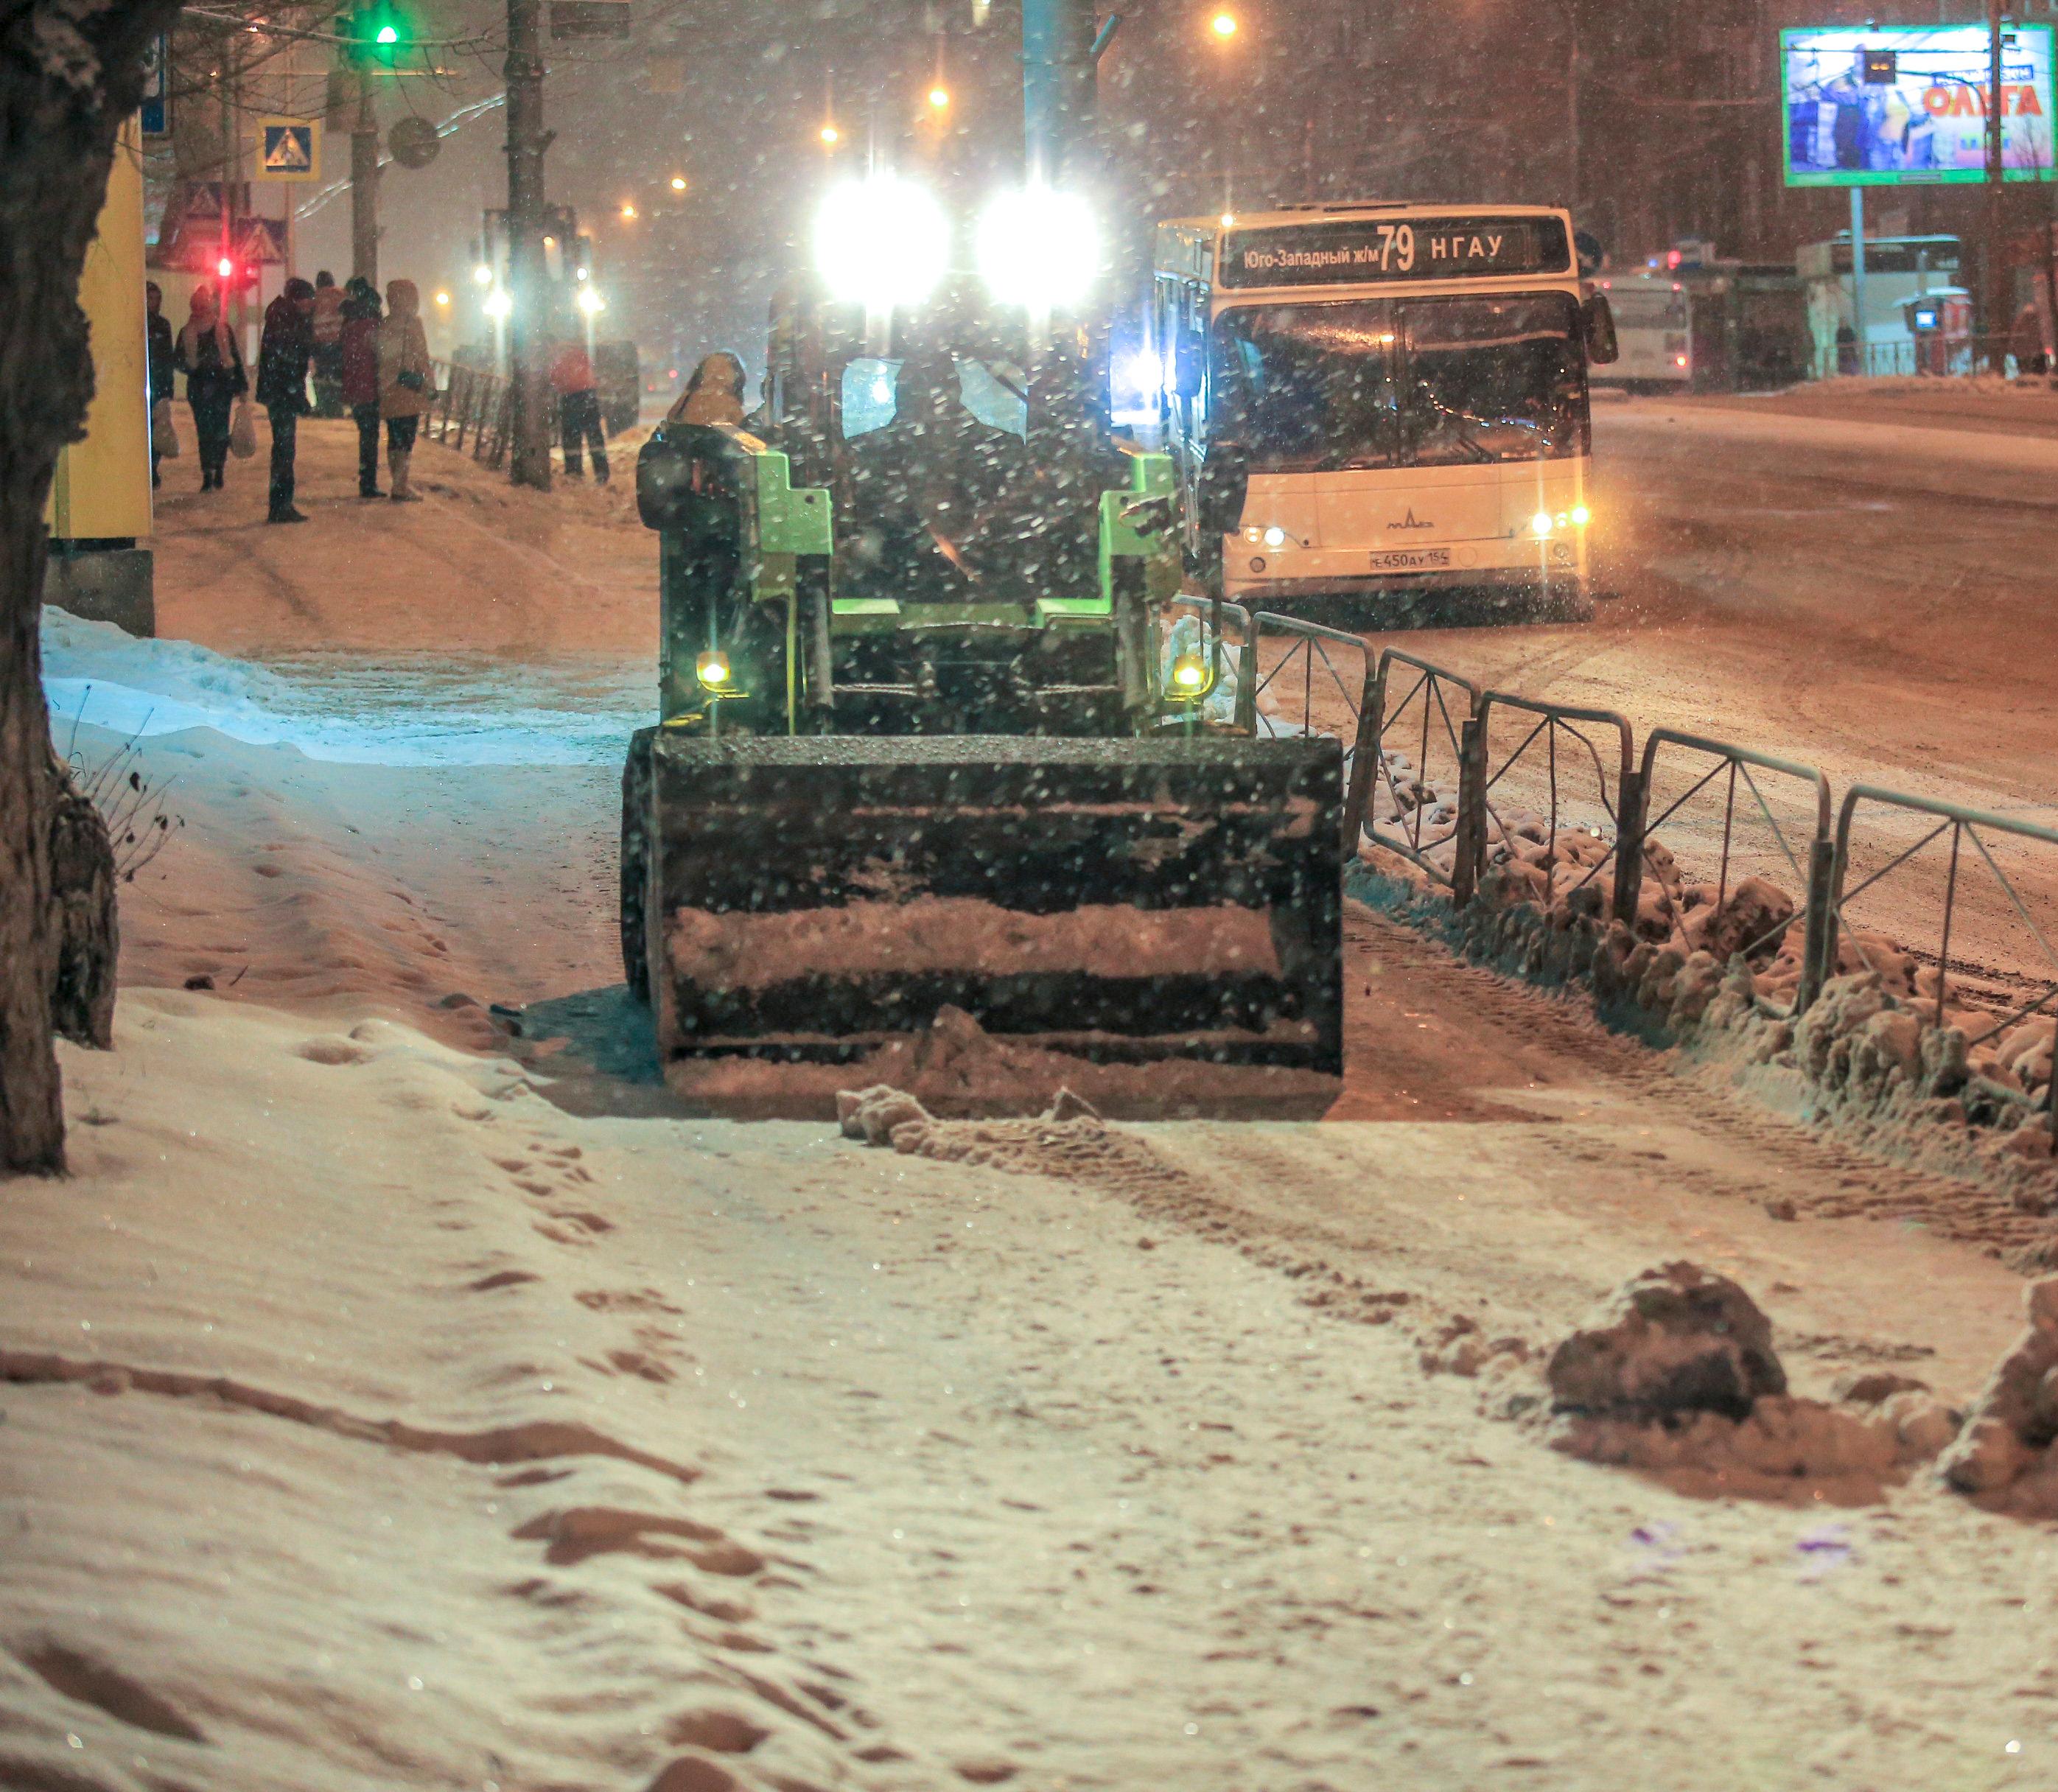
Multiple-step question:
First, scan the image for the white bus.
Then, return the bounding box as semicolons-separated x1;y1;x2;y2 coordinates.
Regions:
1150;203;1616;617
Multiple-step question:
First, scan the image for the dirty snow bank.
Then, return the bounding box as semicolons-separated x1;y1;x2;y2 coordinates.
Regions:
1355;819;2058;1228
42;606;643;767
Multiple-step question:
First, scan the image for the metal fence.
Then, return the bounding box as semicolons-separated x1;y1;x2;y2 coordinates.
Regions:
1811;334;2038;381
1248;612;1378;848
426;361;512;468
1631;732;1835;1016
1362;649;1479;889
1461;691;1634;914
1339;647;2054;1043
1827;788;2058;1117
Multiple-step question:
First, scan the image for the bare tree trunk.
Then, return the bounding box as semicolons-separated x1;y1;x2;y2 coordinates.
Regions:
1;0;182;1174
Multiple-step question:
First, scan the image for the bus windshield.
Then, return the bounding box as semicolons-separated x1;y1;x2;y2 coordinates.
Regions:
1212;292;1587;473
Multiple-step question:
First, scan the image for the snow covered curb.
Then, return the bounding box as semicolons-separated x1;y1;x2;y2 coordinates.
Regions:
1348;853;2058;1225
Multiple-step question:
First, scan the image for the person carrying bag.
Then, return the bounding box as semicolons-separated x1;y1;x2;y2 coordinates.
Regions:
377;278;435;503
173;285;245;491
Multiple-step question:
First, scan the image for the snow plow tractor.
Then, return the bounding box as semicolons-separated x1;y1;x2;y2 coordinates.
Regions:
616;19;1344;1117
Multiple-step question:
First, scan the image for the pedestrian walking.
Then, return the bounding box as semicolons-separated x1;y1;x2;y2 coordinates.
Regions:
256;276;316;523
310;270;346;416
145;281;175;489
676;350;747;427
378;277;434;503
340;276;385;498
174;284;245;493
548;337;609;482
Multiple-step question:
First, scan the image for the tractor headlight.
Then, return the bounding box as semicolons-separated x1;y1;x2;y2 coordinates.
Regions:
1168;651;1213;700
696;650;732;690
975;186;1100;310
813;175;950;310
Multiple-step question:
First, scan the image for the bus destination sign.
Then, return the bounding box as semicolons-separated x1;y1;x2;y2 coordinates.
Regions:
1219;217;1573;288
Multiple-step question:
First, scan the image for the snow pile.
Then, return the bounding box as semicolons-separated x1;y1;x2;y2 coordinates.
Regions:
41;606;644;768
1359;811;2058;1205
1937;1275;2058;1513
1539;1262;1959;1497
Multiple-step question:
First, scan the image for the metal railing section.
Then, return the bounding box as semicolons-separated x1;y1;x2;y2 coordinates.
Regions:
1250;612;1376;850
427;361;513;469
1463;691;1634;914
1362;649;1480;889
1629;732;1834;1015
1828;786;2058;1125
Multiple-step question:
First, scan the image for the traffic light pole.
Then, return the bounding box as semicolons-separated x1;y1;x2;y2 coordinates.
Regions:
1986;0;2009;373
351;69;379;289
504;0;553;490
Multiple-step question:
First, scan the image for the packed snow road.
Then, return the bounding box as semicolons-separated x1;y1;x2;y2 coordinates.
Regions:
13;407;2058;1787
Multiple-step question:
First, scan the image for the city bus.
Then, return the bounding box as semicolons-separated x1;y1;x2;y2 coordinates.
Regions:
1149;203;1616;617
1592;260;1810;393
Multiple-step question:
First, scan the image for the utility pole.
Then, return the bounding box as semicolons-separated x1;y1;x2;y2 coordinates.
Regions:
505;0;553;489
351;69;379;288
1986;0;2009;371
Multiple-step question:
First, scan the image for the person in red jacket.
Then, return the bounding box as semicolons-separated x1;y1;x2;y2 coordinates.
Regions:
339;277;384;499
548;337;608;483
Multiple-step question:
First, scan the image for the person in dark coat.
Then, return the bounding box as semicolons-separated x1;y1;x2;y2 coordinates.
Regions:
173;284;245;492
145;281;175;489
339;276;384;497
255;276;316;522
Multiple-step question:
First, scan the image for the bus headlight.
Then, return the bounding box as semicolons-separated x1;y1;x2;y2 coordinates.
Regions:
813;175;950;309
1262;525;1287;548
1531;511;1554;539
1168;651;1213;699
695;650;733;690
975;186;1100;310
1571;504;1591;527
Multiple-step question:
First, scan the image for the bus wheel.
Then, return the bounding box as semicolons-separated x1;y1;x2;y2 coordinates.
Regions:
1536;582;1595;625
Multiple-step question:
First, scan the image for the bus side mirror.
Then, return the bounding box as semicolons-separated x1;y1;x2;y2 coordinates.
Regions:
1197;441;1250;537
1582;293;1620;365
1172;331;1205;399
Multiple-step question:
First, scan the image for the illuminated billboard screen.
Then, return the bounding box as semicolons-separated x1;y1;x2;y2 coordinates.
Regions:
1782;25;2056;185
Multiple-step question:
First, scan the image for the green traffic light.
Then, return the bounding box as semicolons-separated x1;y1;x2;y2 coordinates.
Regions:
375;22;398;41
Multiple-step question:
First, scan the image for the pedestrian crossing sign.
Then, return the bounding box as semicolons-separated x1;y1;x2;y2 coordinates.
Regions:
257;118;321;182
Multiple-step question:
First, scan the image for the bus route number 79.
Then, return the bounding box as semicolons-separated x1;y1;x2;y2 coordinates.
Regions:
1376;223;1415;273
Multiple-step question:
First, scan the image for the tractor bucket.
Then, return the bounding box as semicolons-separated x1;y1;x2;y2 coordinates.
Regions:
621;731;1343;1118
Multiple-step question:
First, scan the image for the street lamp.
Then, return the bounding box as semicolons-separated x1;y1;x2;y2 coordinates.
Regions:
669;174;687;192
819;122;841;147
927;84;951;111
1209;10;1238;39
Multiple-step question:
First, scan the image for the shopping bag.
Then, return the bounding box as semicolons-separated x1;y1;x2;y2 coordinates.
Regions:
150;397;180;459
229;399;257;460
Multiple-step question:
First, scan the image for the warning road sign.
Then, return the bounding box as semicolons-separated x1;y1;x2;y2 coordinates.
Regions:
256;118;321;182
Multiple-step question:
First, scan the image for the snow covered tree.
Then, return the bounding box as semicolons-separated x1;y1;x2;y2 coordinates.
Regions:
1;0;181;1174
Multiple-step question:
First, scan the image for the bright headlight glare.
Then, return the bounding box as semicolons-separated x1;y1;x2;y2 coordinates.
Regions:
1531;511;1553;538
575;286;605;316
696;650;732;690
1262;525;1287;548
1571;504;1591;527
813;175;950;310
1169;651;1211;697
975;186;1100;310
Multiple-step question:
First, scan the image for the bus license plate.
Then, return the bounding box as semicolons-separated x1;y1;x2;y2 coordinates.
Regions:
1368;547;1452;573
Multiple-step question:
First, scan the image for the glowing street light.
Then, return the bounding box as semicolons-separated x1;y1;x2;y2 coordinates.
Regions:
433;288;450;307
669;174;687;192
1210;9;1238;39
470;262;492;287
619;201;637;220
927;85;951;110
819;122;841;146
